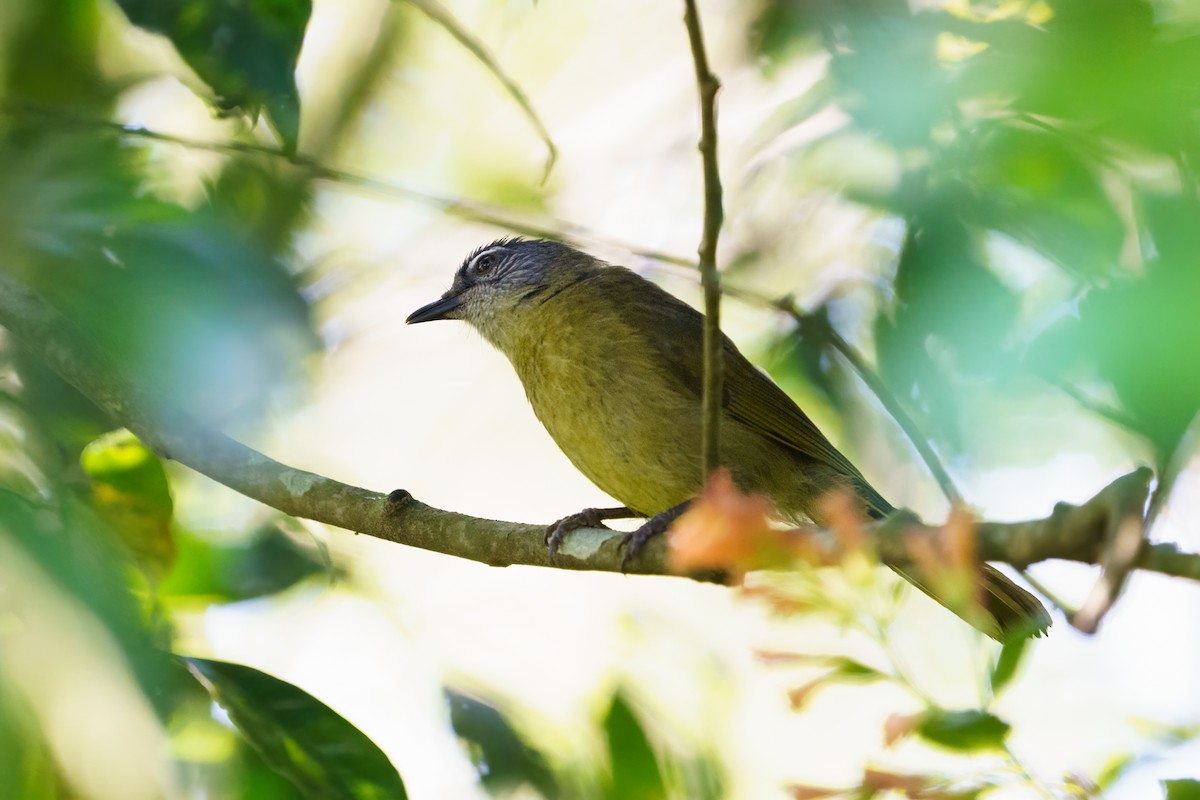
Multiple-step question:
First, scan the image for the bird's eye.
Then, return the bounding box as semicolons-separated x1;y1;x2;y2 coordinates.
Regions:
474;254;495;275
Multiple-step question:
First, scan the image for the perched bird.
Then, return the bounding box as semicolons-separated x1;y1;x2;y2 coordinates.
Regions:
408;238;1050;640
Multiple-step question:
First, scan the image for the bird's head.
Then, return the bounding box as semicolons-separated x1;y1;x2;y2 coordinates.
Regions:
406;238;595;343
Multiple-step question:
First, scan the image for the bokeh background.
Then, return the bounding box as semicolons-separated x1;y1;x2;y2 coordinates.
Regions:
1;0;1199;797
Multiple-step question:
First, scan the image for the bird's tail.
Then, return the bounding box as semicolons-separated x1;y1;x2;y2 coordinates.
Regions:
976;563;1053;640
890;562;1051;642
858;482;1051;641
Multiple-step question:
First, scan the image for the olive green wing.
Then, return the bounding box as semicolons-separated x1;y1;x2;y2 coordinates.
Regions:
720;340;894;517
607;266;892;516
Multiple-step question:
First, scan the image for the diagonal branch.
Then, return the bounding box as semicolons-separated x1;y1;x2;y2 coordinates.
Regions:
0;273;665;575
0;272;1195;605
753;294;964;506
402;0;557;182
683;0;726;479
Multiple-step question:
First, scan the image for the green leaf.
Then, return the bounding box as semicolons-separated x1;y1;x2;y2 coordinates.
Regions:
1030;192;1200;460
446;690;558;798
915;709;1011;753
186;658;407;800
989;636;1029;697
966;124;1124;280
0;493;174;714
876;206;1020;448
827;657;886;683
160;523;329;603
764;307;839;409
114;0;311;150
81;429;176;581
748;0;821;73
1165;779;1200;800
604;693;666;800
0;135;318;430
0;0;111;111
0;664;68;800
1095;754;1135;790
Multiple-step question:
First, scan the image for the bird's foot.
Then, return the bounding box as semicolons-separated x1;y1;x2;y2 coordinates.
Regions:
545;506;636;561
617;501;691;571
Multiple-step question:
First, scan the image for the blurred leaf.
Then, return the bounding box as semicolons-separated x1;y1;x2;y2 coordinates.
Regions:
966;124;1124;279
1030;193;1200;459
961;0;1200;154
458;165;550;214
160;523;329;604
861;768;940;797
8;345;113;459
81;429;176;582
748;79;835;154
915;709;1011;753
876;207;1019;447
827;656;885;682
169;678;301;799
1095;753;1136;790
1;0;112;112
789;656;888;712
757;1;962;147
748;0;844;71
1165;779;1200;800
0;677;65;800
675;753;725;800
446;690;559;798
764;307;839;408
0;492;176;715
749;0;820;71
604;693;666;800
114;0;311;150
205;150;324;257
0;135;318;429
883;712;919;747
989;636;1029;697
892;206;1020;374
186;658;407;800
826;11;949;148
669;470;776;572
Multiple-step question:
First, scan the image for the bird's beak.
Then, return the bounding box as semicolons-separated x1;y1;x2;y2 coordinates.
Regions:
406;292;464;324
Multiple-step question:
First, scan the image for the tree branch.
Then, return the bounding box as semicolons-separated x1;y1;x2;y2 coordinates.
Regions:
682;0;726;478
0;272;666;575
0;273;1195;599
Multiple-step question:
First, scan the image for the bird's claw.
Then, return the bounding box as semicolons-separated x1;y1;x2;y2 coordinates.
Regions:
544;508;612;561
616;502;690;571
617;520;663;571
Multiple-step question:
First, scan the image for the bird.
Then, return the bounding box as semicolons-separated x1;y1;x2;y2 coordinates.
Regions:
407;237;1050;641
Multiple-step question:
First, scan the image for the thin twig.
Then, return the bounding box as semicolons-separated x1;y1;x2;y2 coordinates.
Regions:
0;101;681;264
827;327;962;504
1018;568;1079;620
403;0;558;183
1048;379;1143;436
728;283;964;506
682;0;726;479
